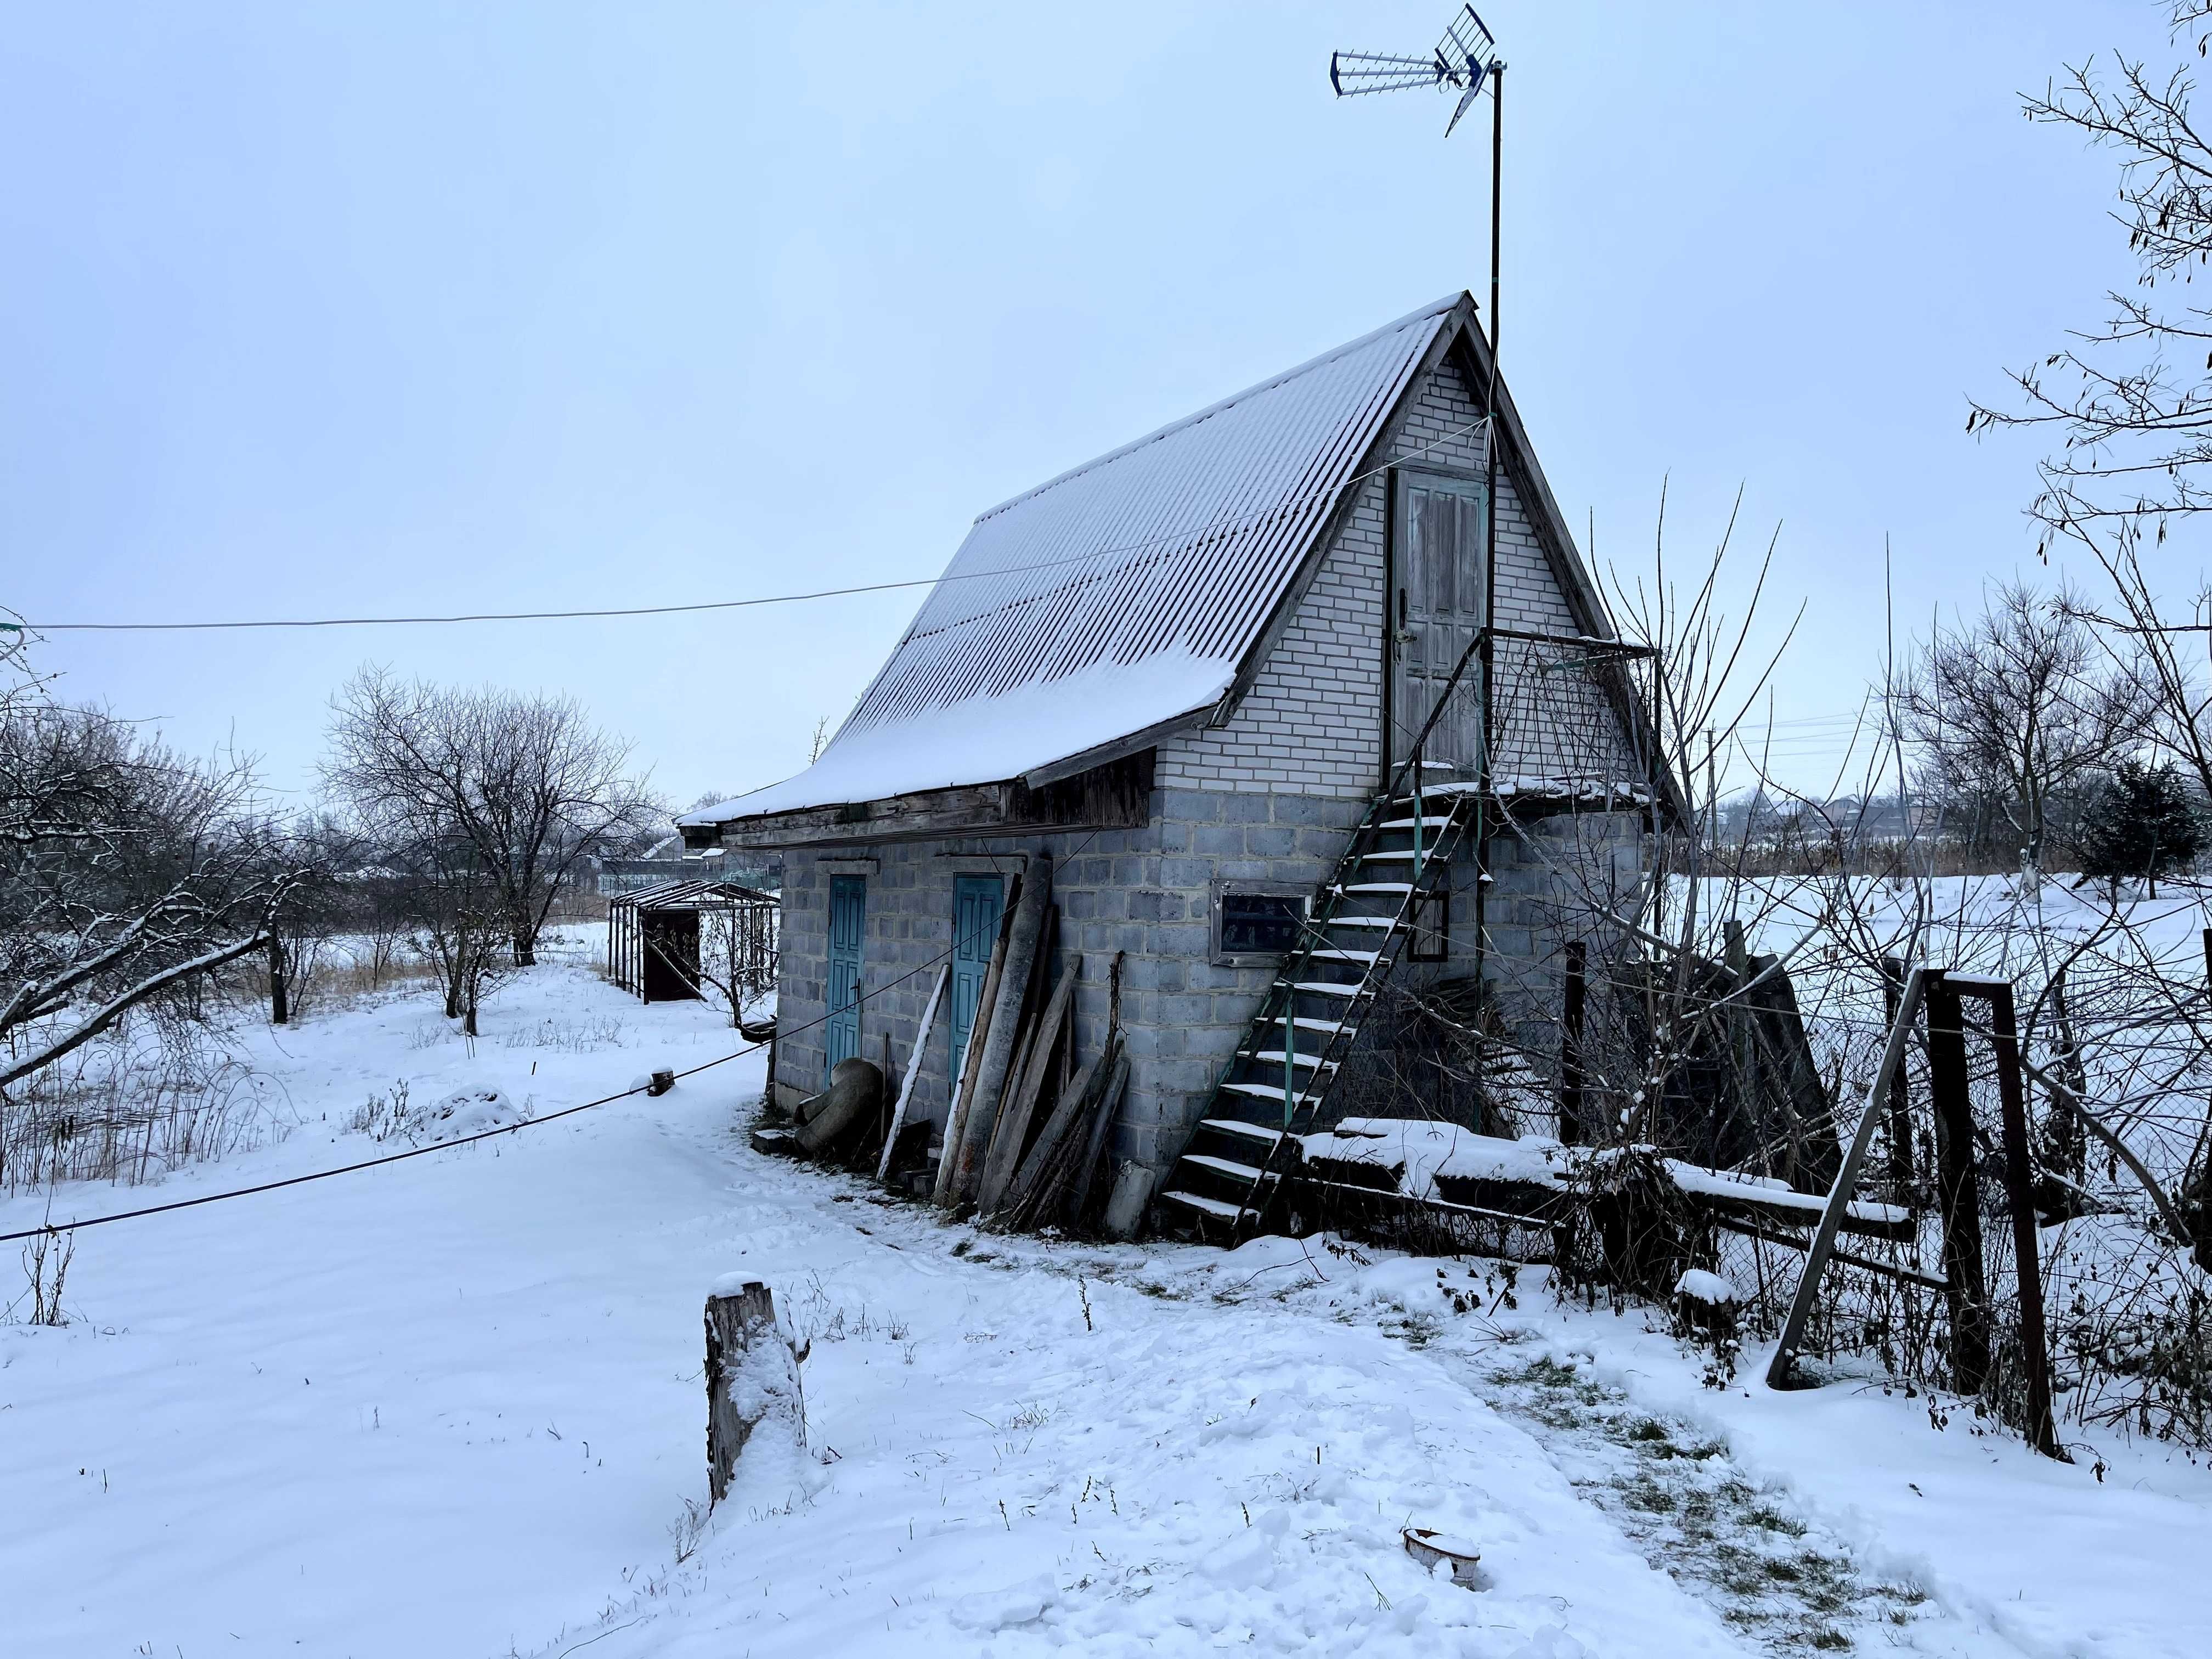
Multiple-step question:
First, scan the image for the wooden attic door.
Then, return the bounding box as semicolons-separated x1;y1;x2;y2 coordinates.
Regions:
1390;469;1489;782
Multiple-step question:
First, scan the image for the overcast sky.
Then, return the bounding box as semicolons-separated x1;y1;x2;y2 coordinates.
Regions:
1;1;2182;811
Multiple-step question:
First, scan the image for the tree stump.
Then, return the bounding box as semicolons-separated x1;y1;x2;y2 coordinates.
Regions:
704;1279;808;1504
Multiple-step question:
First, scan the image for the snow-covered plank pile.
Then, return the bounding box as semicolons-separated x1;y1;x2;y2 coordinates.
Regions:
1296;1119;1910;1238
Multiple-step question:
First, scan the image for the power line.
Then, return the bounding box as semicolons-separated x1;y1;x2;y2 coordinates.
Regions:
15;410;1504;636
0;840;1060;1246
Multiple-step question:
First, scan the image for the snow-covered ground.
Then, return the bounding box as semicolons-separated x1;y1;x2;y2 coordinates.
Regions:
1;949;2207;1657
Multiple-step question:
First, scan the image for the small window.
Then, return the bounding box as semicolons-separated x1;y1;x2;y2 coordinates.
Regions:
1409;890;1449;962
1222;893;1304;955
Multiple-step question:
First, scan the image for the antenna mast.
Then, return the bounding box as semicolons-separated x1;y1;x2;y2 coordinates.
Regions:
1330;5;1509;1035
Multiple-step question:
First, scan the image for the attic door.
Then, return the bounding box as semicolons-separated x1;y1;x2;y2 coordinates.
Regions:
1390;470;1488;780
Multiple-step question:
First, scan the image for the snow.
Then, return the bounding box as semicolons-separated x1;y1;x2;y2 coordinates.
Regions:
2;942;2208;1656
683;300;1464;827
686;650;1236;821
1674;1268;1740;1307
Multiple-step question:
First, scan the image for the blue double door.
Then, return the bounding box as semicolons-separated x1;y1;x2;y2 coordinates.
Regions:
825;871;1005;1091
825;876;866;1081
949;874;1005;1089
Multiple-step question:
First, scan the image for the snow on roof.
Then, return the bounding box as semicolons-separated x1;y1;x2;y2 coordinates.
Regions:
686;296;1463;825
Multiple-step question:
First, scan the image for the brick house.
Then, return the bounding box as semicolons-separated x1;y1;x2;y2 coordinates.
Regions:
680;294;1654;1230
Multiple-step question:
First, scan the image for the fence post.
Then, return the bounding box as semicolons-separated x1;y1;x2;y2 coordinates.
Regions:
704;1279;806;1504
1923;972;1992;1397
1981;980;2067;1460
1559;940;1587;1144
1881;956;1910;1188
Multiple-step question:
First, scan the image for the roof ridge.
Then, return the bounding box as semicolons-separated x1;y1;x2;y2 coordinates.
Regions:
970;292;1468;527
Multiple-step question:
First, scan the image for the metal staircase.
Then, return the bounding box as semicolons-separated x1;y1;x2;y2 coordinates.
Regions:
1151;780;1483;1243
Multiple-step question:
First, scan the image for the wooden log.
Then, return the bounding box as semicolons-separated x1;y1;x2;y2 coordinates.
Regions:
978;963;1077;1214
879;965;949;1184
704;1279;806;1505
949;855;1052;1205
993;907;1058;1163
934;885;1016;1205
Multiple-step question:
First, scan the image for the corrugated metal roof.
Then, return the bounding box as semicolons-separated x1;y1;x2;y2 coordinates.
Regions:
688;295;1463;824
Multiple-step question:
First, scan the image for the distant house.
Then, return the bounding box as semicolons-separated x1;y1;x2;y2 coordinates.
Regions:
681;294;1655;1231
596;838;780;897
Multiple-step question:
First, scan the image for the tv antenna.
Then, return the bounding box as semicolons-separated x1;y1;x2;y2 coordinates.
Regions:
1329;5;1500;138
1329;4;1510;1003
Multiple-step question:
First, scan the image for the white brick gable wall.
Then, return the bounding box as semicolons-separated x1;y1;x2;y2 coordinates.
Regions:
1156;348;1592;797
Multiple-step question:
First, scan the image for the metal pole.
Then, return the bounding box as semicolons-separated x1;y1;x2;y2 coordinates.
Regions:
1767;965;1928;1389
1472;60;1504;1011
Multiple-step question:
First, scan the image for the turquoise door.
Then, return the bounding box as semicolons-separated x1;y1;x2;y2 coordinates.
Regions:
949;874;1005;1089
825;876;866;1082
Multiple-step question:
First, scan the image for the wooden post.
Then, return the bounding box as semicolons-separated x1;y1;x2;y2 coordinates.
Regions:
934;887;1015;1205
1881;956;1911;1188
1978;979;2067;1460
950;855;1052;1205
1924;973;1992;1397
879;964;949;1184
704;1279;806;1505
268;936;290;1026
1559;940;1587;1144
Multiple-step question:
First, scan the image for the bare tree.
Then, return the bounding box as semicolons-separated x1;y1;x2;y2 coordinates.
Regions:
1970;2;2212;541
1890;582;2151;871
0;636;311;1102
325;668;659;968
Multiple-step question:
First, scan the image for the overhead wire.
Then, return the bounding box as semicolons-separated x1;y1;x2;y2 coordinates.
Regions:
14;409;1505;636
0;834;1074;1246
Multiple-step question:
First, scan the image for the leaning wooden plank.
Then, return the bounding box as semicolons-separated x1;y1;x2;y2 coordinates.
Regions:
1766;965;1928;1389
879;964;949;1185
1063;1049;1130;1227
1010;1039;1122;1233
998;907;1058;1149
949;855;1053;1205
997;1042;1106;1224
933;888;1017;1206
979;965;1077;1214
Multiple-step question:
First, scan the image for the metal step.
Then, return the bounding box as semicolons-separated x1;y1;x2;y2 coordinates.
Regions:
1158;1188;1246;1221
1179;1153;1276;1183
1307;947;1380;964
1199;1117;1285;1146
1258;1015;1346;1037
1221;1080;1309;1103
1338;882;1413;895
1358;850;1424;863
1245;1050;1337;1071
1284;979;1365;997
1326;915;1395;930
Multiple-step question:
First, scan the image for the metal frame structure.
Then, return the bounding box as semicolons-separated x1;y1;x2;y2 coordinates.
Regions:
607;879;778;1005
